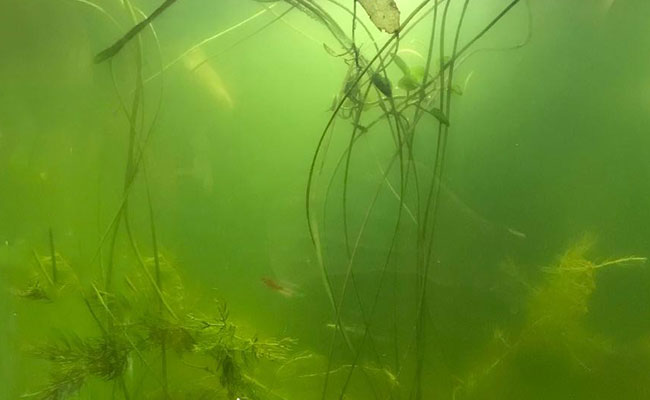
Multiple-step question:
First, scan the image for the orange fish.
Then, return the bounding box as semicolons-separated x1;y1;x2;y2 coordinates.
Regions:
261;277;295;298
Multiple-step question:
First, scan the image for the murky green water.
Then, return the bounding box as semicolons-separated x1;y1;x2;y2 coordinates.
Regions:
1;0;650;399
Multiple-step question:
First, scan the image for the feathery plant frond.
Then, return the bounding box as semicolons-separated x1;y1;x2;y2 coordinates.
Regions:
28;335;129;400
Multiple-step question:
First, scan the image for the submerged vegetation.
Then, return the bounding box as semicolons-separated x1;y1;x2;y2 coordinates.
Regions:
3;0;649;399
19;243;296;399
17;231;647;399
453;236;647;399
16;1;301;398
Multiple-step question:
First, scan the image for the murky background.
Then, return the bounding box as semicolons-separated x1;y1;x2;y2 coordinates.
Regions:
1;0;649;399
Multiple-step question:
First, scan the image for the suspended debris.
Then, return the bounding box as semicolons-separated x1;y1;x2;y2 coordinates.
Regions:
358;0;401;34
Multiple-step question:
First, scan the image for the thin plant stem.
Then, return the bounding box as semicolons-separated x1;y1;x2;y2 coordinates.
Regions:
48;228;57;284
95;0;179;63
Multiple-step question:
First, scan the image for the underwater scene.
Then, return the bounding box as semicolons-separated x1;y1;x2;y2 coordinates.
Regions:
1;0;650;399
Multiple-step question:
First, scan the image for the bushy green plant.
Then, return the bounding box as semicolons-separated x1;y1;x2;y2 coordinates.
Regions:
17;247;295;400
452;235;647;399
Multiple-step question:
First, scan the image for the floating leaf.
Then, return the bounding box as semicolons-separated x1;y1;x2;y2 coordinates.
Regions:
358;0;401;34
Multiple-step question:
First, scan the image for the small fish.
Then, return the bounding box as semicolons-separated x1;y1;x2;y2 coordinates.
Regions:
261;277;295;298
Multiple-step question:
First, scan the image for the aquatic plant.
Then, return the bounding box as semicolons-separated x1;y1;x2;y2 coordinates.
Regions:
28;334;129;400
17;237;295;399
15;230;78;302
92;2;531;396
295;1;530;398
9;0;649;398
451;235;647;399
14;2;297;398
17;174;295;399
18;243;295;400
20;0;530;398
